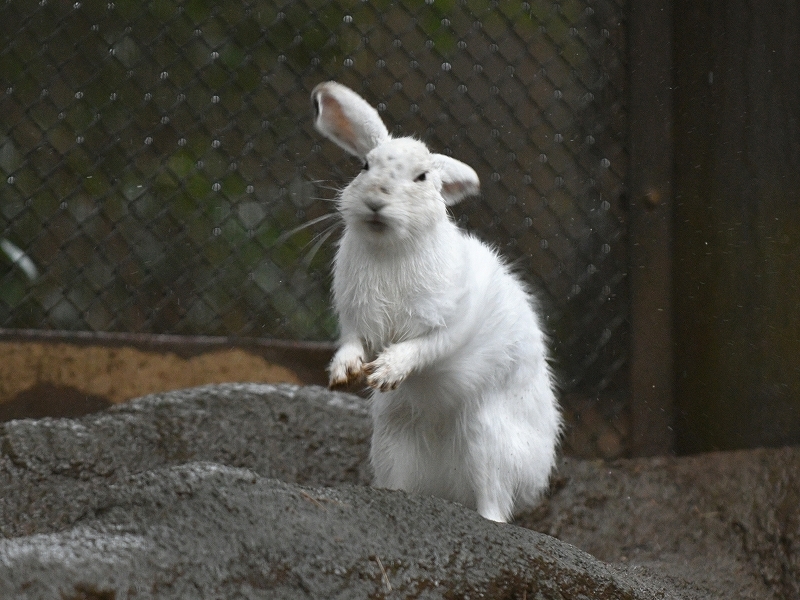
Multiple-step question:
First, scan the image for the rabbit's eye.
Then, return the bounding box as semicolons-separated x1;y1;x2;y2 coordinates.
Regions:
415;172;427;182
362;161;369;171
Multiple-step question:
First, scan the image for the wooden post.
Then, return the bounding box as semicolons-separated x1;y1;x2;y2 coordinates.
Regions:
672;0;800;453
627;0;676;455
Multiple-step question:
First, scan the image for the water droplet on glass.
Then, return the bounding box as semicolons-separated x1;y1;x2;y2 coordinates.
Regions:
457;84;467;93
178;138;186;146
74;91;83;99
76;136;84;144
161;116;169;124
441;62;452;71
343;58;354;67
212;227;221;236
211;51;219;60
246;185;254;194
343;15;352;23
7;176;15;184
554;133;563;143
212;139;220;148
376;102;386;112
602;243;611;254
160;71;168;80
554;89;563;99
211;95;220;103
425;83;435;92
601;200;611;210
212;183;221;192
539;153;548;163
601;158;611;168
144;137;152;145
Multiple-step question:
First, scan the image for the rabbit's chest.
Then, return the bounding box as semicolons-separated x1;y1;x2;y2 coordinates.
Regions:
335;259;449;348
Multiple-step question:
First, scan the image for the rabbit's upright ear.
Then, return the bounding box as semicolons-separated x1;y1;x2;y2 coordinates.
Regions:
311;82;389;160
433;154;480;206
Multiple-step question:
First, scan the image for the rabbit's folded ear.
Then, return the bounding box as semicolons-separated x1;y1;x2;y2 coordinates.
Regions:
311;81;390;160
433;154;481;205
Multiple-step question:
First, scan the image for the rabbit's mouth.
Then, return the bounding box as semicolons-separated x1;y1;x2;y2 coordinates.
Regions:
365;215;389;233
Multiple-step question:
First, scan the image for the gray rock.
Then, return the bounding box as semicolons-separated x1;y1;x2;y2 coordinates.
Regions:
1;461;685;599
1;384;371;539
520;448;800;600
0;383;797;598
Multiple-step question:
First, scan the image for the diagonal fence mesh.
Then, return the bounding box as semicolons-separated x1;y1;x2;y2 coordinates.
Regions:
1;0;628;452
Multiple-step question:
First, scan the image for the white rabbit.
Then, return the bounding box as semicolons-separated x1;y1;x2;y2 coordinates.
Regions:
311;81;561;522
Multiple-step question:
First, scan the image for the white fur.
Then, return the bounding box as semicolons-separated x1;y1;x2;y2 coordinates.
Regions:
311;81;562;522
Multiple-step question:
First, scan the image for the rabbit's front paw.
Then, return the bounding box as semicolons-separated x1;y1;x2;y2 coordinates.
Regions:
328;344;365;390
363;345;415;392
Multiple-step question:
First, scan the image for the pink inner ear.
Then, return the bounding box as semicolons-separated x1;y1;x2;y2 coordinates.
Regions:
442;181;463;197
442;180;478;202
321;94;358;153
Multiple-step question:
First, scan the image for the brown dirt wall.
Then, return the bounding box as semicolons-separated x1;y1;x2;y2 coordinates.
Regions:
0;340;302;420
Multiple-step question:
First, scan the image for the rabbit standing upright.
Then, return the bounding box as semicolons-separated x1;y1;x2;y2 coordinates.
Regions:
311;81;561;522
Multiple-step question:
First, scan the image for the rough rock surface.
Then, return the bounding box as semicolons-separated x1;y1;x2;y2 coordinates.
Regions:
1;383;798;599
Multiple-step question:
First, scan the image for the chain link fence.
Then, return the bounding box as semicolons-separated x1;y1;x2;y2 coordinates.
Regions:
1;0;629;448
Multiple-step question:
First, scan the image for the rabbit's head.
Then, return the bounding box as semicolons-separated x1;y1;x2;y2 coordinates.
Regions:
312;81;480;244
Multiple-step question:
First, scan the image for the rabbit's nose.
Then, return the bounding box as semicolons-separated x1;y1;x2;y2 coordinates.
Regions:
365;200;386;213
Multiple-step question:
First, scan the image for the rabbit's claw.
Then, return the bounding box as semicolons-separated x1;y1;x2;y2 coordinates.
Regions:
328;349;365;390
363;348;412;392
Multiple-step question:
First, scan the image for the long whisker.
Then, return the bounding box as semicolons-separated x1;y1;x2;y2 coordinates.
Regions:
302;223;340;266
274;212;338;247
